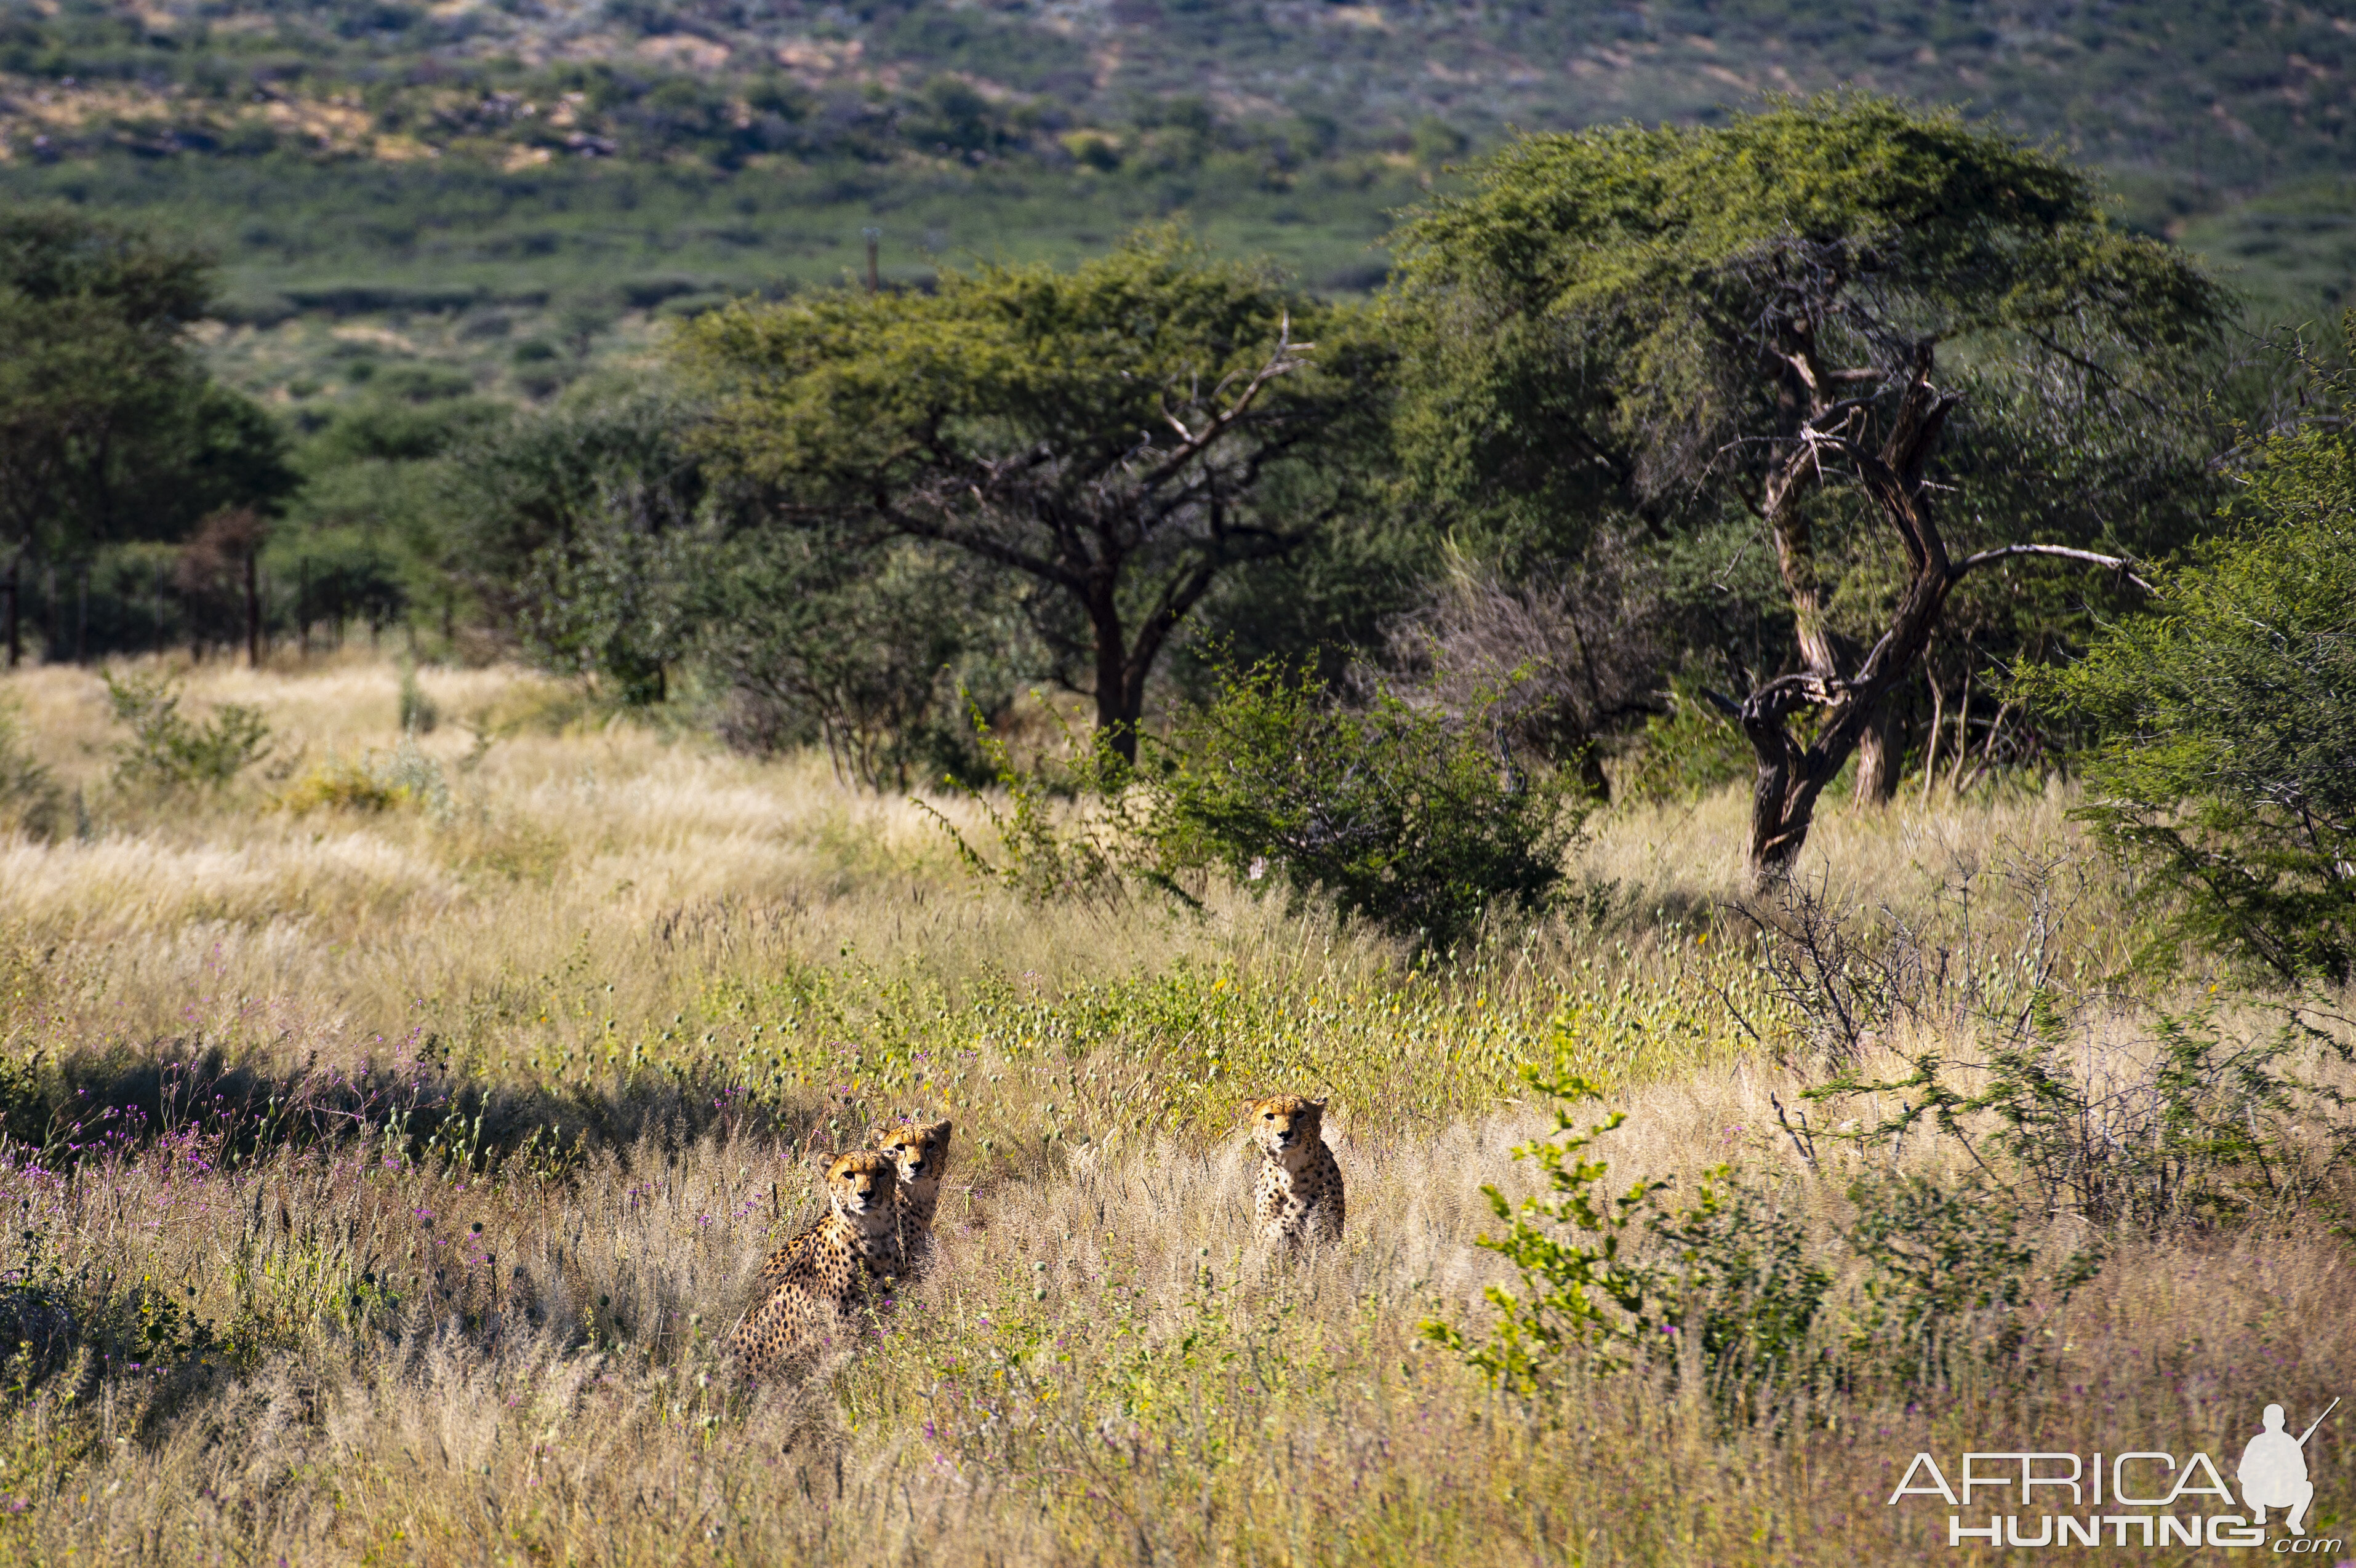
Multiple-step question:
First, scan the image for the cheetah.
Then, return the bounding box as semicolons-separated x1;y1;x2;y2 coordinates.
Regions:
873;1118;953;1272
1246;1094;1344;1247
727;1150;905;1377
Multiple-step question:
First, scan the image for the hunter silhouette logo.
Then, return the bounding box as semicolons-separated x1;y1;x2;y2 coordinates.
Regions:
1888;1396;2344;1551
2242;1399;2338;1537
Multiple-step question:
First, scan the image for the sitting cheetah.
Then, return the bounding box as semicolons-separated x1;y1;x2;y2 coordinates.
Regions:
874;1118;953;1271
727;1151;905;1377
1247;1094;1345;1247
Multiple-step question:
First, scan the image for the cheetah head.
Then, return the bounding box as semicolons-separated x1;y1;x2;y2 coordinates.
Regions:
875;1118;953;1186
821;1150;901;1225
1247;1095;1326;1162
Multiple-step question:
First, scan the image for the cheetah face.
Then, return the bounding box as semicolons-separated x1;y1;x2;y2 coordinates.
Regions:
876;1118;953;1184
1248;1095;1325;1158
824;1151;900;1217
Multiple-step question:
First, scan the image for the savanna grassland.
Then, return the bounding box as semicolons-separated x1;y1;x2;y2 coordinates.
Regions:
0;654;2348;1566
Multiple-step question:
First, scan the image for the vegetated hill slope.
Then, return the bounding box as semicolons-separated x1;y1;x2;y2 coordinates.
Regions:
3;0;2349;401
7;0;2349;190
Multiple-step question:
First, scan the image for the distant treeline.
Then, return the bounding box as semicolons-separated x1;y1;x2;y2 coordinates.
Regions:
6;97;2351;914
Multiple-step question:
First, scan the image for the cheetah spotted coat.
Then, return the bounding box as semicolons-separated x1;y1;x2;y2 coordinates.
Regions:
1247;1095;1344;1247
727;1151;905;1378
873;1118;953;1274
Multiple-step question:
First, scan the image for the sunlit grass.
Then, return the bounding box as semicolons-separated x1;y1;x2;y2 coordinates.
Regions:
0;655;2344;1565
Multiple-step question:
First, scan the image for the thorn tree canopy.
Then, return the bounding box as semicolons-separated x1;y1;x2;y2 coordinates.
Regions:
674;228;1392;762
1390;95;2231;882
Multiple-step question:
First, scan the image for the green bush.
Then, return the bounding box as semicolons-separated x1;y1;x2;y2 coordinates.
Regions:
1145;660;1590;949
1418;1057;1832;1410
705;538;1025;790
1618;678;1754;805
920;702;1139;910
1418;1068;1668;1391
1811;1007;2356;1233
1646;1169;1830;1415
2018;332;2356;981
103;671;271;791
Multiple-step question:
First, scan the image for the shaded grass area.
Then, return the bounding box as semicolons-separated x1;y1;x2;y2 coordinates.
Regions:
0;657;2349;1563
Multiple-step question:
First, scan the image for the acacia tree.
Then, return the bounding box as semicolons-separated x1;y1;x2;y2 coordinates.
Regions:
1392;96;2228;881
676;230;1390;761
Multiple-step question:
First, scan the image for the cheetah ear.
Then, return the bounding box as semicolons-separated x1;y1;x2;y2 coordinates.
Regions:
1307;1100;1328;1117
926;1118;953;1142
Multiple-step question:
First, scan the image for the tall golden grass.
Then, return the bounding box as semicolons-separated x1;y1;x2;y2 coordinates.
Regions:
0;657;2347;1565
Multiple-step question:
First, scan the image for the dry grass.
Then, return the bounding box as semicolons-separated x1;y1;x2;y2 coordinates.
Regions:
0;656;2349;1565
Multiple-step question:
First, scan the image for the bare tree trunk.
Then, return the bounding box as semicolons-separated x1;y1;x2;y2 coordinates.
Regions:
1731;350;2153;883
75;562;88;663
1920;663;1944;806
2;548;18;669
1851;695;1904;806
1088;583;1139;765
297;559;310;658
245;547;262;669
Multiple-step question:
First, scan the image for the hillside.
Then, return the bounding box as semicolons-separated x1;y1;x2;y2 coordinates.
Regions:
3;1;2353;400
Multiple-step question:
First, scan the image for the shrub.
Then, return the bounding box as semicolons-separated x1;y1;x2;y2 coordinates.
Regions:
1145;659;1590;949
2017;333;2356;981
276;739;452;820
1424;1012;2124;1412
1419;1067;1668;1391
1419;1054;1832;1410
705;538;1024;790
1619;678;1754;805
103;671;270;791
1807;1008;2356;1233
1646;1168;1830;1415
919;702;1138;909
1838;1169;2091;1383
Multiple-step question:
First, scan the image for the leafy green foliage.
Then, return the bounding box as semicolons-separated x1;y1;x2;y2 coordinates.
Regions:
2020;341;2356;981
1619;681;1755;805
449;391;739;705
1392;95;2224;530
1421;1054;1835;1413
1144;659;1589;949
0;207;294;563
1814;1009;2356;1234
1645;1169;1830;1415
1419;1071;1667;1391
679;228;1393;752
1840;1170;2064;1379
921;703;1140;911
1421;1030;2119;1411
103;670;271;790
1390;95;2229;870
704;538;1025;789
